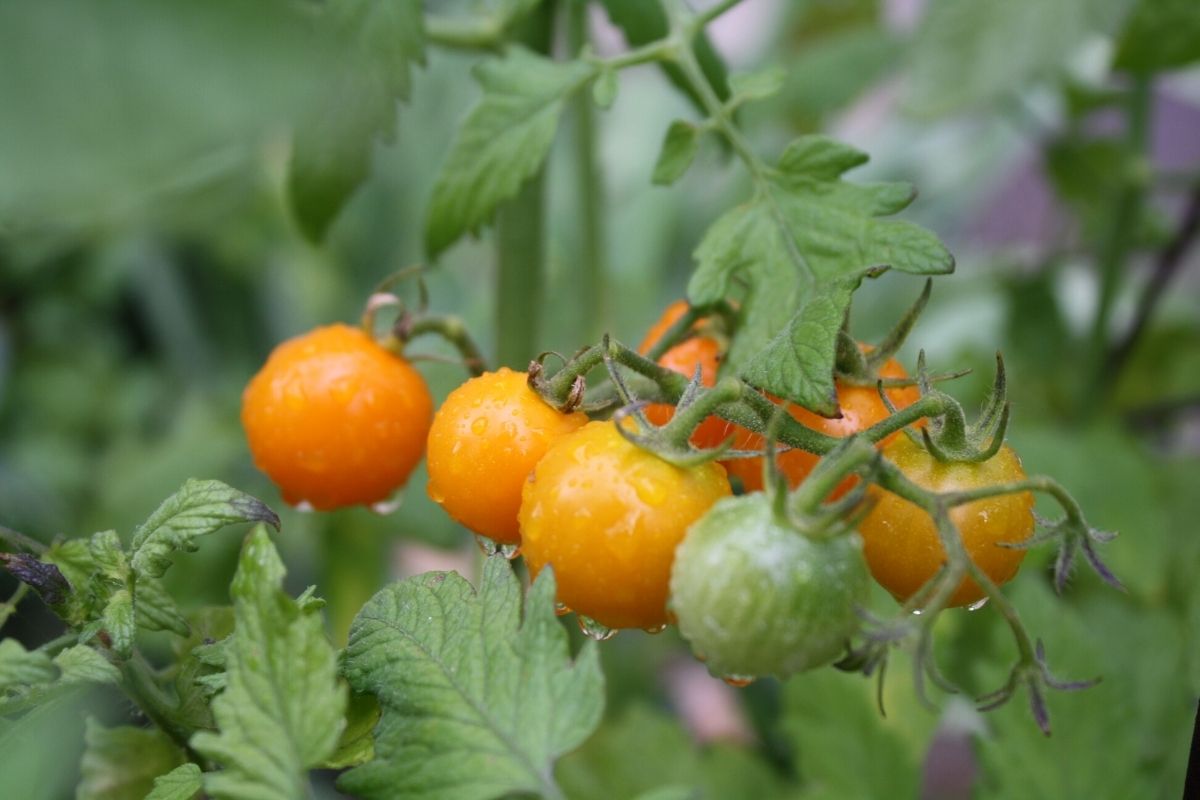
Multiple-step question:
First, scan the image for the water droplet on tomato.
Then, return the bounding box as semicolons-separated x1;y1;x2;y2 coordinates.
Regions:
722;674;755;688
370;496;403;515
633;477;667;507
294;500;315;513
471;417;489;435
966;597;989;611
912;608;923;616
577;615;617;641
642;623;668;635
428;485;445;503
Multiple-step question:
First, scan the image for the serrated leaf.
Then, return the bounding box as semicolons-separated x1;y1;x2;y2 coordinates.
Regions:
145;763;204;800
0;639;56;690
134;575;190;637
172;607;236;732
425;47;596;257
339;557;604;800
129;479;279;580
77;719;186;800
288;0;425;242
729;66;786;103
190;526;345;800
0;645;119;716
907;0;1132;117
689;135;951;413
1114;0;1200;73
99;588;136;658
652;121;701;186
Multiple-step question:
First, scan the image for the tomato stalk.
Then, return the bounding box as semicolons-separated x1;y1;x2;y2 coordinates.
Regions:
119;651;209;766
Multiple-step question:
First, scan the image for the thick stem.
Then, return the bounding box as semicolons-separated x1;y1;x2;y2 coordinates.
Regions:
0;523;47;555
568;2;607;342
790;437;877;514
120;653;204;762
860;393;950;444
494;4;555;369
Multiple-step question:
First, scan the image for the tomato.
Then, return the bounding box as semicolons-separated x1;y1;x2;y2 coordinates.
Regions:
519;420;731;630
859;435;1033;607
637;301;728;449
425;367;587;544
721;355;921;496
241;323;433;511
670;493;869;678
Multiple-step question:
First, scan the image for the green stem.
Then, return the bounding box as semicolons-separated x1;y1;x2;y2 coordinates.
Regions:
0;523;47;555
494;4;555;369
692;0;746;29
425;15;504;51
399;314;489;376
120;653;203;762
569;1;607;342
790;437;877;514
1082;77;1151;414
659;376;742;449
860;393;950;444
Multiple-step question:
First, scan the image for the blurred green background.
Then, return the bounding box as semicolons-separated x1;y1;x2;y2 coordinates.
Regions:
2;0;1198;797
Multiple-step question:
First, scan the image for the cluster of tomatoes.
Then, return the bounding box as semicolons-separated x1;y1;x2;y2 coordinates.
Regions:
241;303;1032;680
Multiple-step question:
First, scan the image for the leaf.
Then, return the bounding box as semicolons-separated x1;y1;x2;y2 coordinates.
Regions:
134;575;190;637
339;557;604;800
907;0;1132;117
99;588;136;658
0;645;120;716
652;121;702;186
0;640;56;690
190;526;346;800
172;607;236;731
689;135;952;413
1114;0;1200;73
324;691;381;770
54;645;121;685
128;479;279;580
592;67;618;109
425;47;596;257
77;719;186;800
145;764;204;800
288;0;425;242
729;66;787;103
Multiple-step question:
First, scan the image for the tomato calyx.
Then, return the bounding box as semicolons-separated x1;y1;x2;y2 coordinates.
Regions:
894;351;1012;463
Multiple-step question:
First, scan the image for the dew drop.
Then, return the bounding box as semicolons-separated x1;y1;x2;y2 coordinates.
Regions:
642;623;668;635
722;674;756;688
555;602;572;617
471;417;489;435
967;597;989;612
577;615;617;641
633;477;667;507
428;485;446;503
370;496;404;515
294;500;315;514
912;608;923;616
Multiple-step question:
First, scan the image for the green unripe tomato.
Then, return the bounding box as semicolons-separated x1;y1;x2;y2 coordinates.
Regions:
669;493;870;680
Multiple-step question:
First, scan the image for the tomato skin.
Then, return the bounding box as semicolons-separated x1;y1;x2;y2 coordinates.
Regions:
241;323;433;511
519;420;731;630
670;493;869;678
425;368;587;544
721;356;921;496
637;301;728;449
860;436;1033;607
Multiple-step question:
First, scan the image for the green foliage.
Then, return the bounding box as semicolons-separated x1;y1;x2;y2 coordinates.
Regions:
907;0;1131;116
191;526;347;800
1114;0;1200;73
77;719;187;800
288;0;426;242
425;48;596;257
690;135;952;413
652;121;703;186
0;645;119;716
145;764;204;800
339;557;604;800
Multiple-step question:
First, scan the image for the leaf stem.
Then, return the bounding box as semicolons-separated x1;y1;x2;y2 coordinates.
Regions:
119;652;204;763
425;15;504;51
0;523;47;555
692;0;746;29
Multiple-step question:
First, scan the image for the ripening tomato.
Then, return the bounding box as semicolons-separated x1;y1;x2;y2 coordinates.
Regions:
637;300;729;449
670;492;869;679
721;354;921;496
241;323;432;511
425;368;587;544
519;420;731;630
859;435;1033;607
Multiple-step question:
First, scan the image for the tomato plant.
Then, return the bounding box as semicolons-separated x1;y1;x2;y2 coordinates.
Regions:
859;435;1033;608
519;420;731;631
426;367;587;544
241;323;433;511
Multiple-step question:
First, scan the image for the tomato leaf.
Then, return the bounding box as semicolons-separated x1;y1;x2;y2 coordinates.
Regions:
1114;0;1200;73
190;526;346;800
0;639;57;690
690;135;952;414
0;645;120;717
287;0;425;243
77;719;187;800
425;47;596;257
652;121;702;186
339;557;604;800
144;763;204;800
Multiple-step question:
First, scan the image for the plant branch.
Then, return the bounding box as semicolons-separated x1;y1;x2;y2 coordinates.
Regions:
0;523;47;555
